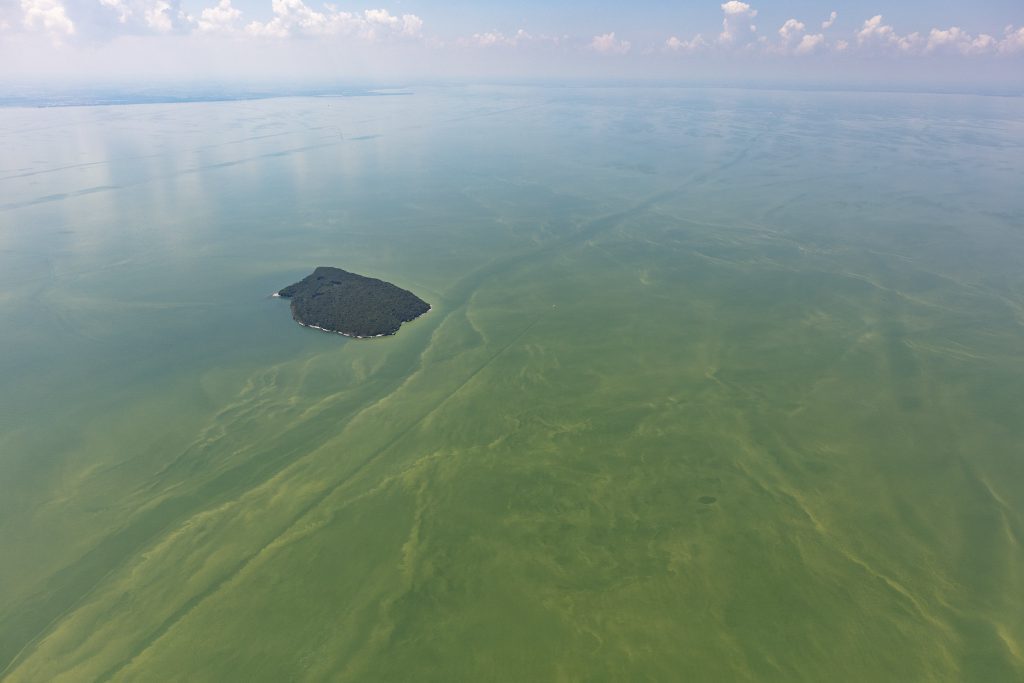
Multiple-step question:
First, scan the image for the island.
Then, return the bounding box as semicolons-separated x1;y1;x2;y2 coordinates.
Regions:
276;266;430;339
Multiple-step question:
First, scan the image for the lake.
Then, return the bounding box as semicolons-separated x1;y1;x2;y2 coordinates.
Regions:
1;85;1022;681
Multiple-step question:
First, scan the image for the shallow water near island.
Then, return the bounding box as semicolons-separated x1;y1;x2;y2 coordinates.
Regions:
1;86;1023;681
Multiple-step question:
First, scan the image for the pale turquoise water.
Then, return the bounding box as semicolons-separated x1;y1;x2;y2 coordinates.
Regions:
1;86;1023;680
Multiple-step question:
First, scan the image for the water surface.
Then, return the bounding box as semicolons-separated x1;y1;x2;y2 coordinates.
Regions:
1;86;1023;681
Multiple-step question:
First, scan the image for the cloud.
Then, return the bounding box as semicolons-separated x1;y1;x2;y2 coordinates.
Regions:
856;15;920;52
926;26;966;51
926;26;997;55
463;28;536;48
822;11;837;30
244;0;328;39
399;14;424;37
719;1;757;45
665;34;707;53
20;0;74;37
365;8;422;37
590;32;630;55
145;0;173;32
99;0;130;24
772;16;824;55
720;1;755;17
851;15;1013;56
244;2;422;40
970;34;997;54
96;0;191;34
778;18;804;43
666;2;759;53
895;34;921;52
197;0;240;33
469;31;511;47
795;33;824;55
1001;25;1024;54
856;15;892;43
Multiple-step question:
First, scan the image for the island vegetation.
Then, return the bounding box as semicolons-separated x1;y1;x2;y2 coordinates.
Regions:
277;266;430;338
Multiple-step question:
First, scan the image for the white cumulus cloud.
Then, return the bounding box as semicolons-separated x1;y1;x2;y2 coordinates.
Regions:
464;28;535;48
245;2;422;40
590;32;630;54
1001;25;1024;53
20;0;74;37
822;11;837;30
144;0;173;32
721;1;755;17
856;15;920;52
719;1;757;45
857;15;892;43
773;17;824;55
364;8;421;37
778;18;804;43
927;26;965;51
926;26;997;55
96;0;191;33
795;33;824;54
399;14;423;37
665;33;707;53
197;0;241;33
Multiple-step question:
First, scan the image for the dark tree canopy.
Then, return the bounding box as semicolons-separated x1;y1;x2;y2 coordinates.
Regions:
278;266;430;338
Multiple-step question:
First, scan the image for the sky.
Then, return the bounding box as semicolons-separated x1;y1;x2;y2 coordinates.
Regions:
2;0;1023;89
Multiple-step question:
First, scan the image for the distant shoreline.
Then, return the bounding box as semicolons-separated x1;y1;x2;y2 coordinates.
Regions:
0;87;412;110
2;82;1022;110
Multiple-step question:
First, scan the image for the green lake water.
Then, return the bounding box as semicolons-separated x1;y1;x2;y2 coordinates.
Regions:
0;86;1022;681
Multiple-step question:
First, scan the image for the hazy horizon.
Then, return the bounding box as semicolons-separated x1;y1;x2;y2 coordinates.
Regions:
2;77;1023;110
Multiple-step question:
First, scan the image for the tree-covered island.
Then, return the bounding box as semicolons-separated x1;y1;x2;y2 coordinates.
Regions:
277;266;430;338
